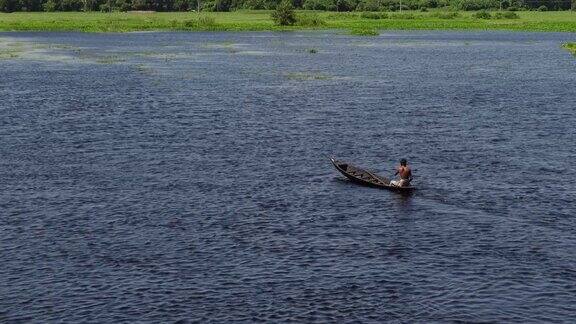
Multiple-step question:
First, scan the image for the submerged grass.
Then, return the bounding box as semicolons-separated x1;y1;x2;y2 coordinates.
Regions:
95;55;125;64
0;48;21;59
0;39;23;59
286;72;332;80
0;11;575;33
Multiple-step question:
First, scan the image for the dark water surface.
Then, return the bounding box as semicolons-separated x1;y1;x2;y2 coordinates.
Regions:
1;31;576;322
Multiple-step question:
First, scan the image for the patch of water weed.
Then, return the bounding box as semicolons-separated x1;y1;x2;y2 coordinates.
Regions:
308;48;318;54
95;55;125;64
562;42;576;56
202;41;236;49
350;28;379;36
138;52;193;60
135;63;154;75
0;48;22;59
0;41;23;59
286;72;332;81
48;44;78;50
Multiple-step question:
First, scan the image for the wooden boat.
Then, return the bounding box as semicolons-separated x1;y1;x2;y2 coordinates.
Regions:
330;157;416;193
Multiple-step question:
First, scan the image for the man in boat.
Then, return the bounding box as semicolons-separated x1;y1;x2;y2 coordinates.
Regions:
390;158;412;187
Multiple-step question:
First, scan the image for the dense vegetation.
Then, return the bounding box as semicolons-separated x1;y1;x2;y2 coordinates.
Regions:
0;0;573;12
1;10;575;32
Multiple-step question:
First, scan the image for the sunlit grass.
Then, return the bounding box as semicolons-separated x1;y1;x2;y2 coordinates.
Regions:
0;10;575;32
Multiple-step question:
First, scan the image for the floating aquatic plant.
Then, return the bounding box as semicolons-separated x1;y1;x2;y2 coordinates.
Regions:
95;55;125;64
562;42;576;56
0;41;24;59
350;28;379;36
0;49;21;59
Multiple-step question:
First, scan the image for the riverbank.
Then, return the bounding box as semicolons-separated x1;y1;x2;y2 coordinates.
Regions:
0;10;575;33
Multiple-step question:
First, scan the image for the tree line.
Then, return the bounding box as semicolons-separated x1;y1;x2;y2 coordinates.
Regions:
0;0;573;13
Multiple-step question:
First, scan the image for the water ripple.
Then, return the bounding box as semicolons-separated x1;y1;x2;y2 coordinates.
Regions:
1;30;576;322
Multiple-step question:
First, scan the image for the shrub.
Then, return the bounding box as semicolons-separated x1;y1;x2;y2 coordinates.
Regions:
507;5;518;10
537;5;547;11
271;0;296;26
472;9;491;18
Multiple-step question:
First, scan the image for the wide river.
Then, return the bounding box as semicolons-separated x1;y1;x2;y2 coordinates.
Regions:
1;31;575;322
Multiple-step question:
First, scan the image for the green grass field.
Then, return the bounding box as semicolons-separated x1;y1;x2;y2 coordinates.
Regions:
0;10;576;33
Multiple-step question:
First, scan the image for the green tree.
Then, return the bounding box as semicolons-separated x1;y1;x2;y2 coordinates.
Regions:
131;0;148;9
214;0;231;10
43;0;57;10
59;0;82;10
0;0;17;11
271;0;296;25
303;0;336;10
173;0;192;10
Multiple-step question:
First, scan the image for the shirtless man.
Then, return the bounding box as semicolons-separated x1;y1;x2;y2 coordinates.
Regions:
390;158;412;187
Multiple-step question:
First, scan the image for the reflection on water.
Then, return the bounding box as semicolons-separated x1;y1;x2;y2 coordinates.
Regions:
1;31;576;322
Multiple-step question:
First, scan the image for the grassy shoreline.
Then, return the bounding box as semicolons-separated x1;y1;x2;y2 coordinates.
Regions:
1;11;576;33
